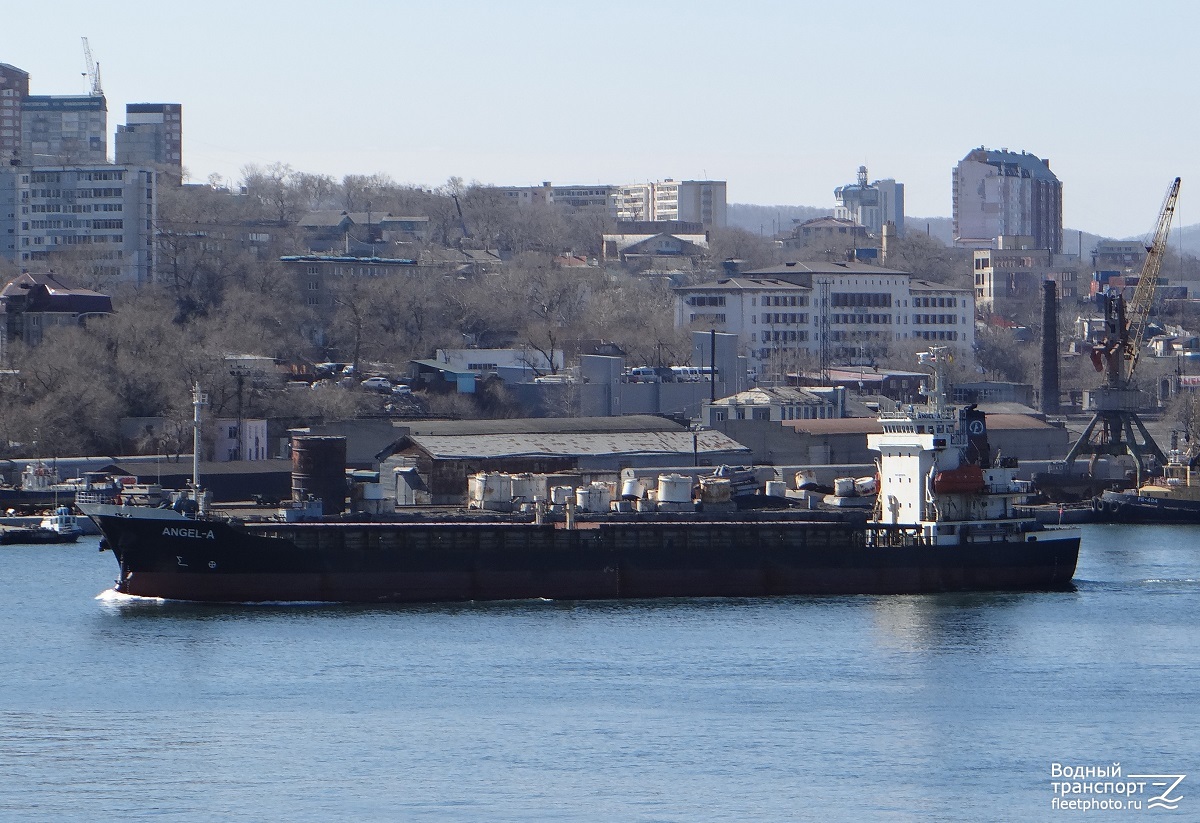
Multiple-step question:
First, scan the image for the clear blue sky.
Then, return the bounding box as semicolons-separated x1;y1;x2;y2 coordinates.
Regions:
4;0;1197;237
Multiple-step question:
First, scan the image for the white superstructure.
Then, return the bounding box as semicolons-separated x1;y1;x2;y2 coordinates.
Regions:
868;348;1069;546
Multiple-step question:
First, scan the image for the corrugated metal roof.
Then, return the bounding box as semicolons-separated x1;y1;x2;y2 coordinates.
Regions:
408;430;749;460
400;415;685;437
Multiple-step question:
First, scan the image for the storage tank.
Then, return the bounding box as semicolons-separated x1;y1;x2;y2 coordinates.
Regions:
291;435;347;514
699;476;732;504
468;473;486;508
854;476;878;496
657;473;692;504
550;485;574;505
590;481;613;512
620;478;645;500
509;473;545;504
575;482;613;513
469;472;512;510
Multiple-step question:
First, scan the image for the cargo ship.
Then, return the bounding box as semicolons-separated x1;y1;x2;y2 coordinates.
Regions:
78;352;1080;603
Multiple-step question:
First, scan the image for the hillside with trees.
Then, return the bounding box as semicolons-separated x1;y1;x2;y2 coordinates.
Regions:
3;164;1200;458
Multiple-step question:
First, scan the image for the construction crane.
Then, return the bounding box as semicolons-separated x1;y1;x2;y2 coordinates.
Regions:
451;194;471;240
1061;176;1181;484
81;37;103;97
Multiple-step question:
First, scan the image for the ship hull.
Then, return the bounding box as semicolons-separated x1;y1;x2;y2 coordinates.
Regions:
83;507;1080;603
1094;489;1200;524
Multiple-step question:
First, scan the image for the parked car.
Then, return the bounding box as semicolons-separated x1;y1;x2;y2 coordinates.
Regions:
390;383;412;395
361;376;392;391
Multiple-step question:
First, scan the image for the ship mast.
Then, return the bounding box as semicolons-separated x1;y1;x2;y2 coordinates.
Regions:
192;383;207;507
917;345;950;413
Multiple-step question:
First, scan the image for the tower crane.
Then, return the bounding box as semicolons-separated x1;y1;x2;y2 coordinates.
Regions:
1061;177;1181;484
81;37;103;97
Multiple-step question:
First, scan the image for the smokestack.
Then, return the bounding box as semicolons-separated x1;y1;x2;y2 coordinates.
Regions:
1041;280;1060;415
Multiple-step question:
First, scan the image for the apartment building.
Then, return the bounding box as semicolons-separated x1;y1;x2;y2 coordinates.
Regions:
499;179;727;228
0;64;30;167
972;243;1083;314
953;147;1063;254
21;95;107;165
1;60;109;166
0;164;157;285
115;103;183;179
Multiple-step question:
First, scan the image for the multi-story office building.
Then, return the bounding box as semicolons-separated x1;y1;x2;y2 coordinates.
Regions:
953;147;1063;254
0;164;157;286
673;260;974;379
115;103;183;178
834;166;904;236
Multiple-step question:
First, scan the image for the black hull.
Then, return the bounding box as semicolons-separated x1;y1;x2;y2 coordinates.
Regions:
1094;490;1200;524
88;510;1081;603
0;528;79;545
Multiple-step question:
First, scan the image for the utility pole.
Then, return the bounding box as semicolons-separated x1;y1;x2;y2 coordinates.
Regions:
230;365;249;461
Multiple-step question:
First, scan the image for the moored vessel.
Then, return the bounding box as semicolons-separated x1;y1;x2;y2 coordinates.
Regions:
79;359;1080;604
1092;443;1200;523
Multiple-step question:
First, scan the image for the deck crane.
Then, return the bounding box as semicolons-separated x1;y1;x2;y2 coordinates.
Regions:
81;37;103;97
1061;176;1181;485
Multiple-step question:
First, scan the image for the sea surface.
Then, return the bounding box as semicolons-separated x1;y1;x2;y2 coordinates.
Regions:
1;524;1197;822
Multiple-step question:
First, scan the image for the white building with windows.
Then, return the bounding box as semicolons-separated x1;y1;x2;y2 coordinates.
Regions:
615;179;726;228
674;261;974;380
701;386;844;427
499;179;727;228
0;164;157;285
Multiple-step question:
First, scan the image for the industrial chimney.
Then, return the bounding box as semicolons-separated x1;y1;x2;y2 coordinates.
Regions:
1041;280;1060;414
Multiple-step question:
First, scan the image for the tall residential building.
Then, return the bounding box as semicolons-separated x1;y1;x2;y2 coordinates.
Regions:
0;60;108;165
952;147;1062;254
116;103;183;178
0;64;30;167
501;178;728;229
0;164;157;286
21;94;107;165
833;166;904;237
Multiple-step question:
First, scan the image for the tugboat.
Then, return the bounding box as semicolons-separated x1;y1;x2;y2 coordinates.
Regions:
0;506;83;545
40;506;85;539
77;367;1080;604
1093;439;1200;523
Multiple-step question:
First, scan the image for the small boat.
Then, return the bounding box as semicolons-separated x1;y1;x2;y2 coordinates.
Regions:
0;525;80;545
40;506;85;539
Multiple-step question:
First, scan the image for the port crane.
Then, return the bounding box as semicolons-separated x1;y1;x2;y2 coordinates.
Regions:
80;37;103;97
1061;177;1181;484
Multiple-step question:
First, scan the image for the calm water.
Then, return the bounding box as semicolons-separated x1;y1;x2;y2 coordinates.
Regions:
1;525;1197;822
